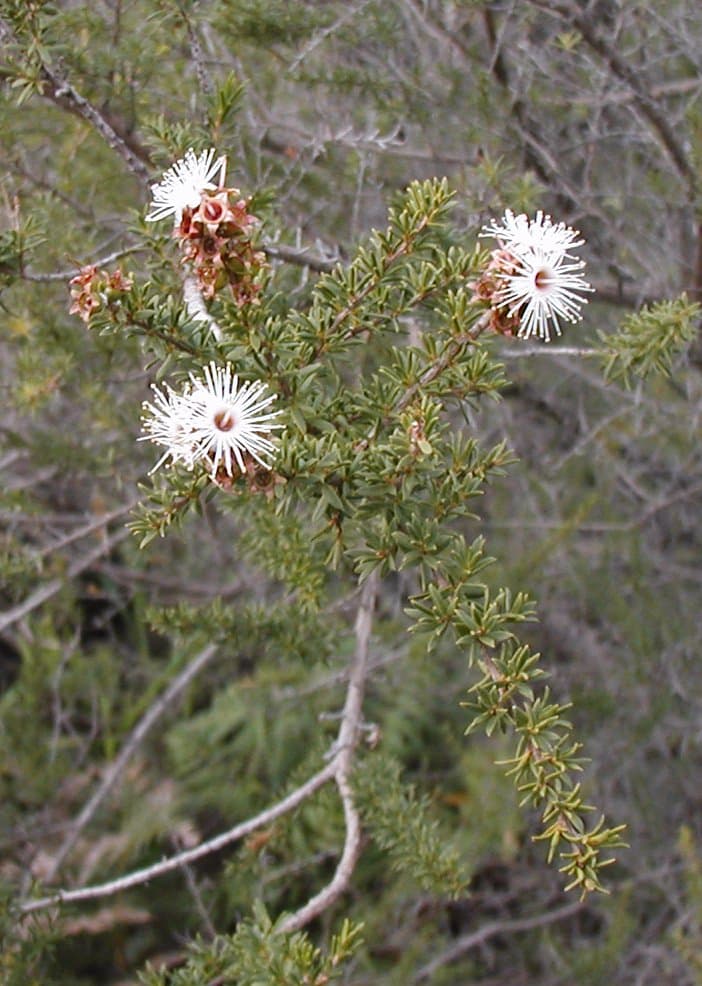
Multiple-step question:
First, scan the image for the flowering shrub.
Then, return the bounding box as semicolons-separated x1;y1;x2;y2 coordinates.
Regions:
20;150;628;941
3;5;702;982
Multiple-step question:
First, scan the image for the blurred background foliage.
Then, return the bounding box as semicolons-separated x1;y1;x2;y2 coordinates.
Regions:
1;0;702;983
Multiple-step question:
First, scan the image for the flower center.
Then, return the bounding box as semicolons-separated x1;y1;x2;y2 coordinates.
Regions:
202;199;225;223
202;235;219;256
213;408;236;432
534;267;554;292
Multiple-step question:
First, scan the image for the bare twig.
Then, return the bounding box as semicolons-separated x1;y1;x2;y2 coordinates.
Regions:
170;834;217;939
0;527;130;634
35;500;140;559
525;0;696;194
181;0;213;100
41;643;220;884
0;15;150;184
263;241;336;273
412;899;585;983
20;761;336;913
499;345;597;358
182;271;223;340
40;74;151;186
20;576;381;926
22;247;144;283
287;0;373;76
279;570;379;933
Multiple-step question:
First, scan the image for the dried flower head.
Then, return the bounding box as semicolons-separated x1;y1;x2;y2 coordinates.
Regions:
69;264;133;324
145;148;227;224
140;363;283;480
479;210;593;341
176;187;265;304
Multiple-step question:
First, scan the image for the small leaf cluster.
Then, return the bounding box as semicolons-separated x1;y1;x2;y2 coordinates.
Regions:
0;1;59;106
353;755;468;898
0;216;43;286
0;891;60;986
598;293;700;385
404;527;627;894
139;904;363;986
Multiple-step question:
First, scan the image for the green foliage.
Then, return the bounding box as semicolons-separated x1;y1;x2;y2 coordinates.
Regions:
0;215;43;285
353;755;468;897
598;294;700;385
0;890;60;986
139;903;362;986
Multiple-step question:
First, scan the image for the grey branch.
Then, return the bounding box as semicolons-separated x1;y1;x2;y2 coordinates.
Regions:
499;345;597;358
40;643;220;884
23;248;144;282
263;242;336;273
42;79;151;185
182;271;223;341
0;527;130;634
20;574;379;930
525;0;696;193
0;16;150;184
279;571;379;933
413;900;584;983
20;761;336;914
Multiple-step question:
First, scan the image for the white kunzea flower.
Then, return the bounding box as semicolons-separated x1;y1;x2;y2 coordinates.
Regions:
481;209;585;258
140;363;283;478
494;249;593;342
481;210;593;342
145;148;227;223
140;381;198;472
187;363;283;476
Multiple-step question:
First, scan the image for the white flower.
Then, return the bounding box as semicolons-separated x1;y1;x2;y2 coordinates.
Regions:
495;249;593;342
481;210;593;341
187;363;283;476
145;148;227;223
481;209;584;258
140;363;283;478
139;381;198;472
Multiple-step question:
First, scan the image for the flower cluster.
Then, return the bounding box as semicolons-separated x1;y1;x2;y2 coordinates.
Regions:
145;148;226;224
478;210;593;341
140;362;284;490
146;148;266;307
69;264;133;324
176;188;266;305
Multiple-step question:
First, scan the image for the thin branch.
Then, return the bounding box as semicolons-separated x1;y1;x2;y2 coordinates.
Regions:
287;0;373;76
22;247;145;283
34;499;140;559
525;0;696;194
40;75;150;187
0;527;130;634
41;643;220;884
403;0;473;68
279;570;379;933
181;0;213;100
397;312;491;412
263;241;336;273
499;345;597;358
182;271;223;341
18;576;380;917
0;16;150;184
172;835;217;939
412;900;585;983
20;762;336;914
